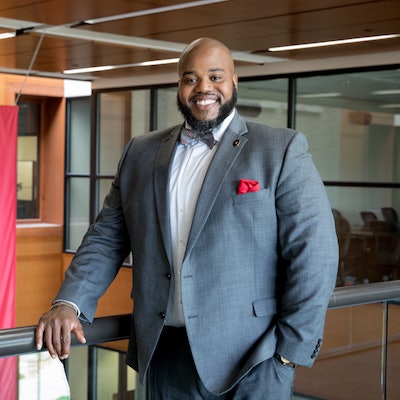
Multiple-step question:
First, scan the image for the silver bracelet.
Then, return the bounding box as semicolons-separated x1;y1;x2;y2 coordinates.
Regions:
51;301;79;316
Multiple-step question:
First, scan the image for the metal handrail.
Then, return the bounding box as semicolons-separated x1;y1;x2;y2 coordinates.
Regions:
0;314;131;358
1;281;400;358
329;280;400;308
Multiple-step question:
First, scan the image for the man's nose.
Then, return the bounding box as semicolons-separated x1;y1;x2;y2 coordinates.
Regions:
195;78;213;92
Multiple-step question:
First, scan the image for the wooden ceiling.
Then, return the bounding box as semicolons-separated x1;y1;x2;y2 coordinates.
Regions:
0;0;399;81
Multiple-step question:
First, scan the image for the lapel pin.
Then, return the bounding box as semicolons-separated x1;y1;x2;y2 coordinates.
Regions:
233;139;240;147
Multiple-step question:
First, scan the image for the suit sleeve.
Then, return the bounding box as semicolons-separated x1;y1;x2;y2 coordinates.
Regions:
55;140;134;323
274;132;338;367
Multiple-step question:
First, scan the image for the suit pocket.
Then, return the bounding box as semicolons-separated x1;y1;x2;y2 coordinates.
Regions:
253;297;277;317
233;188;270;205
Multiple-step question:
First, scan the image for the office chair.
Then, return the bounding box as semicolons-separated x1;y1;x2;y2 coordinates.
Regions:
381;207;399;224
370;220;400;280
332;209;356;285
360;211;378;227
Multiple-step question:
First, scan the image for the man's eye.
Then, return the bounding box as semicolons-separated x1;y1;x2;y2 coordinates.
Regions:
211;75;222;81
184;77;197;84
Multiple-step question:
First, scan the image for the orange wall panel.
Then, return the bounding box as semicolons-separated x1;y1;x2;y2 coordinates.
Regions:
16;225;63;326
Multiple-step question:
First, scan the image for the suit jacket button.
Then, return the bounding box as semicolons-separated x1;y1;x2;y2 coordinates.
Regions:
166;273;171;279
159;312;166;319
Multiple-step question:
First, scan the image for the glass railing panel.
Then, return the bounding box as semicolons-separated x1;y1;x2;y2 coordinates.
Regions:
294;302;400;399
67;342;145;400
67;347;88;400
18;352;70;400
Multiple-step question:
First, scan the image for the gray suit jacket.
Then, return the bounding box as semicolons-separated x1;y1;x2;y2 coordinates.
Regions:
57;112;338;395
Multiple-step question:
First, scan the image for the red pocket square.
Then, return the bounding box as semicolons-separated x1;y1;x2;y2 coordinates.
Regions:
237;179;260;195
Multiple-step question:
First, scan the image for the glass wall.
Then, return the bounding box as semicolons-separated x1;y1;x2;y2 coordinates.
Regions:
294;70;400;285
96;90;151;213
155;86;182;129
61;65;400;400
237;78;288;128
65;66;400;287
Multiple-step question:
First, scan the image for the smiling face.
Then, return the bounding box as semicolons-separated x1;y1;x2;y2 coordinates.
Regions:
177;38;238;132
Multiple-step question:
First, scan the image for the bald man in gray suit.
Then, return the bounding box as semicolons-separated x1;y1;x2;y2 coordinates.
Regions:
37;38;338;399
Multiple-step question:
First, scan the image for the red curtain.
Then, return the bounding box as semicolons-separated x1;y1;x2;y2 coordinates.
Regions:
0;106;19;400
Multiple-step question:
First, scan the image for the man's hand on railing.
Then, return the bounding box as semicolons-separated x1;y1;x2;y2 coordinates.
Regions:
35;305;86;361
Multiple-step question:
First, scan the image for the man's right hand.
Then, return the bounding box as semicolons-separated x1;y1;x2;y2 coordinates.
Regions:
35;305;86;360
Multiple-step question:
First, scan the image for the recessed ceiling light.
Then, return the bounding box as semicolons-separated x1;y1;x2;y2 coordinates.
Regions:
0;32;16;40
269;33;400;52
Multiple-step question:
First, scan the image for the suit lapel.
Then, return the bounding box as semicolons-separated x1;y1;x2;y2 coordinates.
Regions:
185;113;248;257
153;125;181;266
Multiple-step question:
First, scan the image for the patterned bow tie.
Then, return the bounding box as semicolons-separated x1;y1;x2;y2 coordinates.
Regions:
180;127;216;149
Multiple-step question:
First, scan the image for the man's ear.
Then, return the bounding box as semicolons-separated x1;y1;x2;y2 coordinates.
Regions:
233;74;238;89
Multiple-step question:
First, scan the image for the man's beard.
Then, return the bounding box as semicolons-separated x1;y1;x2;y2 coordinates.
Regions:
177;86;237;133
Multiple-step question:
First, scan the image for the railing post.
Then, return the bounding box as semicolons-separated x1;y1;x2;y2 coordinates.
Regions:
88;345;98;400
381;301;389;400
118;353;127;400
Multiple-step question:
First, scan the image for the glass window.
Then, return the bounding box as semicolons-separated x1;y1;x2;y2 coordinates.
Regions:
98;90;151;175
66;177;90;251
155;86;182;129
17;100;41;219
155;79;289;130
98;92;131;176
97;178;114;215
67;98;91;175
296;70;400;183
66;67;400;287
65;97;91;251
296;68;400;286
329;187;400;285
238;78;288;128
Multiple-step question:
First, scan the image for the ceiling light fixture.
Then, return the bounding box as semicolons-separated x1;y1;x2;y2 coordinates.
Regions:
299;92;341;98
63;57;180;74
0;31;16;40
372;89;400;95
380;104;400;109
84;0;228;24
268;33;400;52
64;65;115;74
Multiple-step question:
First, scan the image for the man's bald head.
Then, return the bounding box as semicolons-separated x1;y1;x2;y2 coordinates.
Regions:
178;37;235;77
